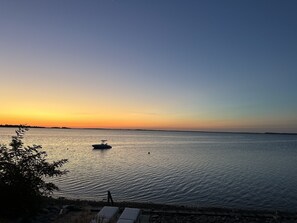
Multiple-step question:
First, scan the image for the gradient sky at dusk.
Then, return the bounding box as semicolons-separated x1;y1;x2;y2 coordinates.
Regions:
1;0;297;132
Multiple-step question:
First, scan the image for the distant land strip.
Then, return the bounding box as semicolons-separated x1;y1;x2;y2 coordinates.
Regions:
1;124;297;135
0;124;70;129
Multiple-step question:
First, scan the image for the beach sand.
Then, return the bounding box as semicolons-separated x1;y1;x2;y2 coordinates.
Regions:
1;197;296;222
28;198;297;223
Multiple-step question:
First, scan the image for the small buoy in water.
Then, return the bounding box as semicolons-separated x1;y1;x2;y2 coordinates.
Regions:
148;152;150;154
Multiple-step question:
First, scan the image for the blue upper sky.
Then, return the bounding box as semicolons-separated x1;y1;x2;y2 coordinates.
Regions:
1;0;297;132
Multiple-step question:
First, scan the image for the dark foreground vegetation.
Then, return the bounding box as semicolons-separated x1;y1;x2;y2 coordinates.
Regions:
0;126;68;217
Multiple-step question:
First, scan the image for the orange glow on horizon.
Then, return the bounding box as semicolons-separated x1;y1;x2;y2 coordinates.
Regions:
1;101;291;132
1;111;268;132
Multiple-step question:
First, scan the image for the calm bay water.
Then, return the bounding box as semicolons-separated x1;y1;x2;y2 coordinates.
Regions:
1;127;297;211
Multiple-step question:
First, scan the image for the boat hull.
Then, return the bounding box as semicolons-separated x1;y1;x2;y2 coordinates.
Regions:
92;144;112;149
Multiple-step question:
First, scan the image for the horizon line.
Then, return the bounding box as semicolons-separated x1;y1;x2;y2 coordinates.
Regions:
1;124;297;135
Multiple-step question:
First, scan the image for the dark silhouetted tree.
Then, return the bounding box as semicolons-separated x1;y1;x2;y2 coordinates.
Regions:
0;126;68;215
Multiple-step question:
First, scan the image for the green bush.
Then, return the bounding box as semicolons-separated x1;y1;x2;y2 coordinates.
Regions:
0;126;68;215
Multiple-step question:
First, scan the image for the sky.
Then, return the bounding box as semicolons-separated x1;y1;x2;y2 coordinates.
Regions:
0;0;297;132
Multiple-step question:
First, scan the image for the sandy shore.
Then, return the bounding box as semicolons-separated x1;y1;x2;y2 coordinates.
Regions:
2;197;297;223
40;198;297;223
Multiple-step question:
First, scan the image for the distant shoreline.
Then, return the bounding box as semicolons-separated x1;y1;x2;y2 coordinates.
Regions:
0;124;70;129
1;124;297;135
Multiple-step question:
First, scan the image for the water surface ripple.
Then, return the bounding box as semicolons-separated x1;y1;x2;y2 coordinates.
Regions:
1;128;297;211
